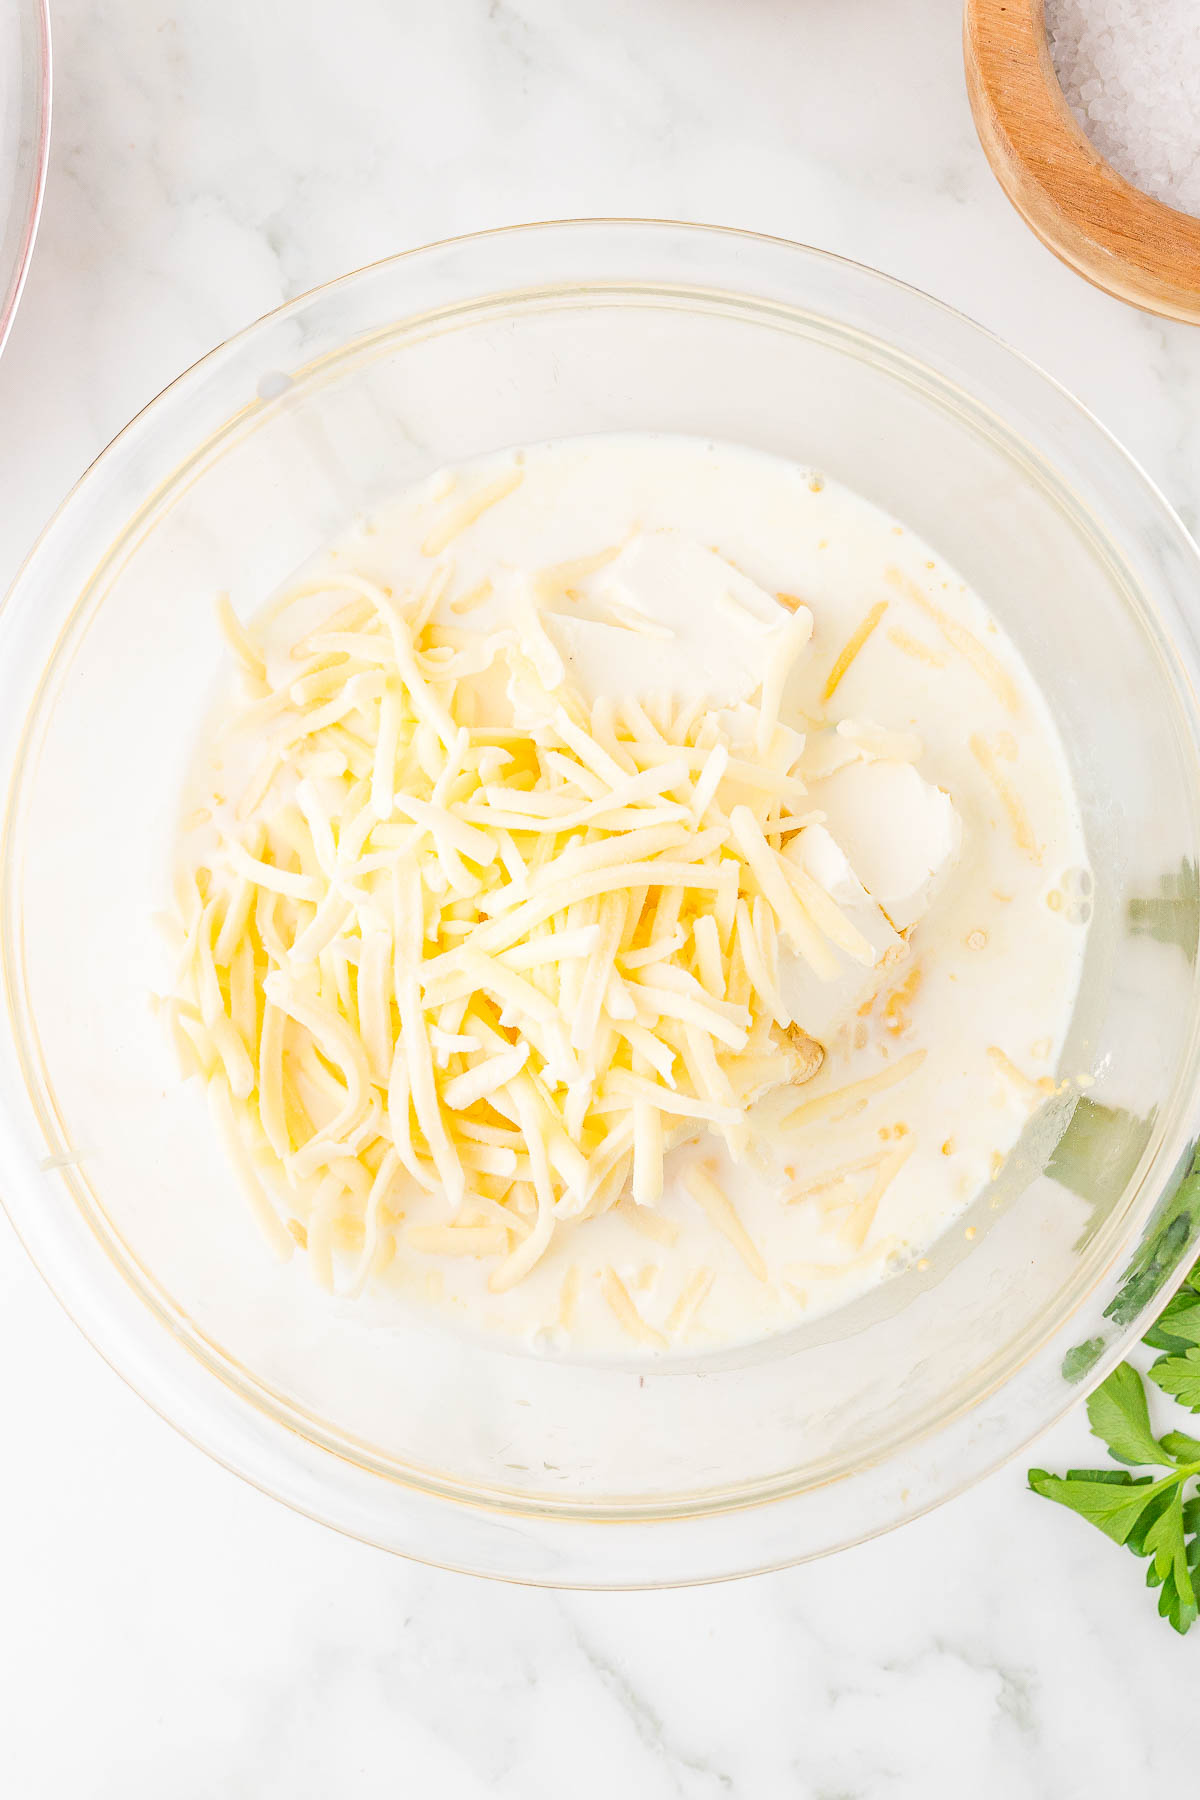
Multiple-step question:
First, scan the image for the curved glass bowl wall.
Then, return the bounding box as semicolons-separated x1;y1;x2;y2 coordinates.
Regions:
2;223;1200;1585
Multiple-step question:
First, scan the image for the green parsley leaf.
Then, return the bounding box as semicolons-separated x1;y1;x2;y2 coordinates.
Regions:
1124;1483;1177;1556
1142;1493;1200;1634
1106;1146;1200;1327
1027;1467;1170;1546
1030;1253;1200;1637
1150;1348;1200;1412
1063;1467;1139;1486
1086;1361;1168;1465
1143;1296;1200;1354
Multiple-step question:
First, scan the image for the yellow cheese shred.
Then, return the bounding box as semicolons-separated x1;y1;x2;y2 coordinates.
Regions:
601;1267;668;1349
681;1162;767;1281
783;1049;927;1131
888;567;1019;713
666;1267;715;1337
821;600;887;703
421;467;524;557
971;734;1040;862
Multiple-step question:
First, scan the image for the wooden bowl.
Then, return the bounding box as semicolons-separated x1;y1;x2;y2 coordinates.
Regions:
964;0;1200;323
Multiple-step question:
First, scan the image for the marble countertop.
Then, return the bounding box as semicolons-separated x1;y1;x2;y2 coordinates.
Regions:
2;2;1199;1792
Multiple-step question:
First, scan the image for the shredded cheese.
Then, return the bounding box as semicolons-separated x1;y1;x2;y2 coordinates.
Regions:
971;734;1040;861
821;601;887;703
421;466;524;557
887;568;1019;713
782;1049;927;1130
621;1202;681;1247
601;1266;668;1348
886;625;946;670
666;1266;715;1336
987;1044;1058;1102
172;533;951;1316
681;1161;767;1281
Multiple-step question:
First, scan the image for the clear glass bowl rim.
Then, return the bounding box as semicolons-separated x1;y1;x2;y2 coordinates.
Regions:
4;218;1200;1587
0;0;51;357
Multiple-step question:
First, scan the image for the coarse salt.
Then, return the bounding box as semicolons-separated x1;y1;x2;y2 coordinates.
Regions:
1045;0;1200;218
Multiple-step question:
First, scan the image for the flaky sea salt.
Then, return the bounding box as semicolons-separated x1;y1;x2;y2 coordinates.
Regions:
1045;0;1200;219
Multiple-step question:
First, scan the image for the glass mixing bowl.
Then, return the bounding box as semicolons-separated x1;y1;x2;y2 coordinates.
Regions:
3;221;1200;1587
0;0;50;356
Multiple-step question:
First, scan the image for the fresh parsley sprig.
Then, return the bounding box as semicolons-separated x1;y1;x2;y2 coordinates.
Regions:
1029;1260;1200;1635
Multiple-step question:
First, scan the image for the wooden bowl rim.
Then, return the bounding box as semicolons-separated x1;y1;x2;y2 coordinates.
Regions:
964;0;1200;324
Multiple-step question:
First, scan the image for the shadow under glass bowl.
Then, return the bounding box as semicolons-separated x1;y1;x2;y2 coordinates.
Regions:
3;220;1200;1587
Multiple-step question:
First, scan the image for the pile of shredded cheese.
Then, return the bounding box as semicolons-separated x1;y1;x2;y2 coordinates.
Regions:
163;549;910;1303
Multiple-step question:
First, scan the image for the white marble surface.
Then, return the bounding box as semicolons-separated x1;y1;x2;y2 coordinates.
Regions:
2;1;1199;1792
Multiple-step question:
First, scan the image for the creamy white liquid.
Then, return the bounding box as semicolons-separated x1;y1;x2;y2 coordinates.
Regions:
188;435;1091;1357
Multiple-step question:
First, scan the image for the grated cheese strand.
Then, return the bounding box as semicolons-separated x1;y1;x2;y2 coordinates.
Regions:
783;1049;927;1130
888;567;1019;713
681;1162;767;1281
821;601;888;703
729;806;838;980
971;734;1040;861
666;1267;715;1336
601;1267;668;1349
